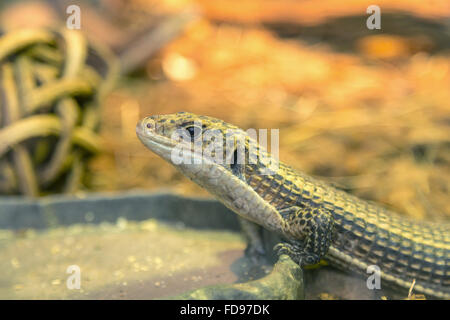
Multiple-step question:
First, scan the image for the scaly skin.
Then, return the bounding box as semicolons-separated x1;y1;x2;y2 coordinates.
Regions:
136;112;450;299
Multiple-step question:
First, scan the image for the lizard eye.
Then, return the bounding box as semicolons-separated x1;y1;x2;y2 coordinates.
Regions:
185;126;202;141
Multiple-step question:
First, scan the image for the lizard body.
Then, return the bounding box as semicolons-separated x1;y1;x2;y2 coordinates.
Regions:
136;112;450;299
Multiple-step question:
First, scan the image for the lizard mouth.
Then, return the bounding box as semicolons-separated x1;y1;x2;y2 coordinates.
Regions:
136;119;174;147
136;118;201;162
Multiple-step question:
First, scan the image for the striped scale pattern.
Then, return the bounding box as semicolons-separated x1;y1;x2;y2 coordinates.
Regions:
137;112;449;299
245;161;450;298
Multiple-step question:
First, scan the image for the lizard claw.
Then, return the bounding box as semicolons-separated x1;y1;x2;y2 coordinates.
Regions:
274;242;294;256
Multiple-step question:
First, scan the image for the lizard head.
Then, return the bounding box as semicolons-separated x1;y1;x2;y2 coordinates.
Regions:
138;110;279;181
136;111;284;231
136;111;252;177
136;111;256;201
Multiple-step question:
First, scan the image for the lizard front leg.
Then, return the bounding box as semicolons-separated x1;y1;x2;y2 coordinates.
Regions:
274;205;334;266
238;217;267;263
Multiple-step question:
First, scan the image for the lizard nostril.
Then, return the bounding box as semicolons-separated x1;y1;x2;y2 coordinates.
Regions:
144;118;156;131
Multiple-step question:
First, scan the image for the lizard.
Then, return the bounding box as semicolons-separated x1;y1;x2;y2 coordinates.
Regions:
136;111;450;299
